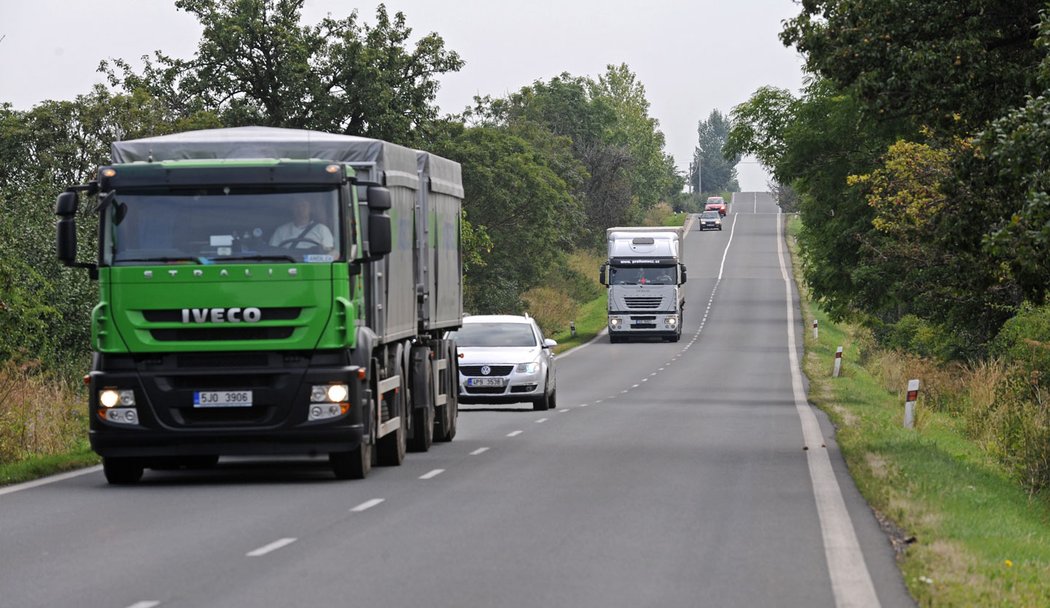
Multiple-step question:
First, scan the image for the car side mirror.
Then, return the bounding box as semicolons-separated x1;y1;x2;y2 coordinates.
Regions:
543;338;557;348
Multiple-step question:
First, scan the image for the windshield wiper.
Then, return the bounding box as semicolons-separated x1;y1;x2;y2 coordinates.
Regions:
114;257;204;265
218;255;298;263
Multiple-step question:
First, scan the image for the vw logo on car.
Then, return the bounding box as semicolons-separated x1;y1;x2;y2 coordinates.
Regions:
481;365;491;376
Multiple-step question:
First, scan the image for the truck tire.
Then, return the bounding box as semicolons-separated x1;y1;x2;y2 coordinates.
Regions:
434;343;458;442
103;457;144;485
330;441;371;480
408;346;433;453
377;358;407;466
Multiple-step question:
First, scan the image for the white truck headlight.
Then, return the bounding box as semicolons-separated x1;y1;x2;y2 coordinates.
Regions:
609;317;622;328
99;389;135;407
312;384;349;403
667;316;678;327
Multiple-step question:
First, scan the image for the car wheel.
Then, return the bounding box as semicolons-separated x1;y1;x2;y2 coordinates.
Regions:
533;380;551;411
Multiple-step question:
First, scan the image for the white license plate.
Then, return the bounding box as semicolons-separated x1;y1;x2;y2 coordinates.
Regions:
193;390;253;408
466;377;506;387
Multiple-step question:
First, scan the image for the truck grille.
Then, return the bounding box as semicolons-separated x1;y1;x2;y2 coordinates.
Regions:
624;297;663;310
460;365;513;377
142;308;302;322
150;327;295;342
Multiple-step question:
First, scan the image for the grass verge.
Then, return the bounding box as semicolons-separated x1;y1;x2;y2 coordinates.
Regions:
0;444;99;486
550;294;607;354
787;216;1050;606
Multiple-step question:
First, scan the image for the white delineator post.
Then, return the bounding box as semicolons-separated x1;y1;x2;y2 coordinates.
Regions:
904;379;920;429
833;346;843;377
813;319;819;339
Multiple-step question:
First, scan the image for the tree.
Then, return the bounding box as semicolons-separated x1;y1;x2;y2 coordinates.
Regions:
781;0;1043;135
101;0;463;146
430;126;581;313
690;110;740;194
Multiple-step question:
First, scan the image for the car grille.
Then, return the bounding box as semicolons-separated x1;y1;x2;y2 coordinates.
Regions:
460;365;514;377
624;297;663;310
464;386;507;395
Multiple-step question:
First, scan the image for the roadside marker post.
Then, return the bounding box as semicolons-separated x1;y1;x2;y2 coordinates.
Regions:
832;346;843;378
812;319;818;339
904;379;920;429
570;321;576;338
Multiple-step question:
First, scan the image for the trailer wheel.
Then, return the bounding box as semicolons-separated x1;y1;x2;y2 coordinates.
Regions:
103;457;144;485
408;349;433;453
434;343;458;442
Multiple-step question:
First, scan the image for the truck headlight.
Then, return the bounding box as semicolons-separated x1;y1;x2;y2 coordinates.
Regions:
99;389;135;407
609;317;622;328
667;316;678;327
312;384;349;403
515;362;539;374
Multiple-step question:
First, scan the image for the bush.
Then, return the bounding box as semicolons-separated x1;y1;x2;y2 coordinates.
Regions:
992;302;1050;379
522;286;577;336
0;360;85;463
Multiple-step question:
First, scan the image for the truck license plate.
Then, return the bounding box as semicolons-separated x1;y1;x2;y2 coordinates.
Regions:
466;377;506;387
193;390;253;408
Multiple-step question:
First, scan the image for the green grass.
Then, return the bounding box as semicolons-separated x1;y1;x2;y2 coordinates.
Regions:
0;441;99;486
663;212;689;227
550;294;607;354
788;216;1050;606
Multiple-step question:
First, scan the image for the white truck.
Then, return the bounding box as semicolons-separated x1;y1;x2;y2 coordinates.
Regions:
599;227;687;343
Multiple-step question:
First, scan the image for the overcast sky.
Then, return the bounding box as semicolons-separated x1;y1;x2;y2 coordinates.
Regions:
0;0;805;191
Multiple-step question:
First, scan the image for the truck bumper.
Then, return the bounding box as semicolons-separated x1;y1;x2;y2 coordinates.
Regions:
87;351;366;458
607;311;681;338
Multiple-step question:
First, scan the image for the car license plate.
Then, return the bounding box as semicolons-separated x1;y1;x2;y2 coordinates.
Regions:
193;390;253;408
466;377;506;387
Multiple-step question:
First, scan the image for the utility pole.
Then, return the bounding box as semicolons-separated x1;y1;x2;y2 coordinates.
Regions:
696;146;703;195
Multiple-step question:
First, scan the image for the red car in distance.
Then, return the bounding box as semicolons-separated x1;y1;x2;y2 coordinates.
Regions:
705;196;727;216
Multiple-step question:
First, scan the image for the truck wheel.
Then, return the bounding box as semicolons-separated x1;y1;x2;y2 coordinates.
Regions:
408;348;433;453
330;441;371;480
377;362;407;466
610;335;622;344
103;457;144;485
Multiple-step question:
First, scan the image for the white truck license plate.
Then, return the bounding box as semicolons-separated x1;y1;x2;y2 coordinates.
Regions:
193;390;253;408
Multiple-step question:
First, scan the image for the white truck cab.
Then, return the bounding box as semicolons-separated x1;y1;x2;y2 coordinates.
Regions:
600;227;687;343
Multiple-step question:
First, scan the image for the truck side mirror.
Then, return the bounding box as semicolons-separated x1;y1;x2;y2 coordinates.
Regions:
57;218;77;265
366;186;392;211
55;192;80;266
368;213;392;257
599;264;607;286
679;264;688;285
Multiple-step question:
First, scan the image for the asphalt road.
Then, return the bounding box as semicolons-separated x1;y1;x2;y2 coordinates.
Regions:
0;192;913;608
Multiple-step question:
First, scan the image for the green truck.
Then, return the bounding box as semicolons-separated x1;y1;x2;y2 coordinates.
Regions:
55;126;464;484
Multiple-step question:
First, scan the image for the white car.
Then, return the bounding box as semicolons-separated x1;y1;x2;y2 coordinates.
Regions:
449;315;557;411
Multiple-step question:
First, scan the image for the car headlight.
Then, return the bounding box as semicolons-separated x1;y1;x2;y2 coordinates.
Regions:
516;362;540;374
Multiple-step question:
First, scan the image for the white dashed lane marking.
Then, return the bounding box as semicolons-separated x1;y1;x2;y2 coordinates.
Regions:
470;447;490;455
350;498;385;513
419;469;445;480
507;430;523;437
246;537;297;557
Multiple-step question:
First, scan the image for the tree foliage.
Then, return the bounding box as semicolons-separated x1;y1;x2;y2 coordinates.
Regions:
689;110;739;194
101;0;463;145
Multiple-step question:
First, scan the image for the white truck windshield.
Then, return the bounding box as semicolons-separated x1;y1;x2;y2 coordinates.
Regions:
609;266;676;285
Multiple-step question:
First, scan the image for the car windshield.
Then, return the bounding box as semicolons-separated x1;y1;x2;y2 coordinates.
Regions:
701;212;720;219
450;323;537;347
608;265;677;285
104;187;343;265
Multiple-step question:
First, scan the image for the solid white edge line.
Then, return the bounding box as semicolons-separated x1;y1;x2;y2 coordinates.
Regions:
419;469;445;480
470;447;490;455
246;537;297;557
718;213;740;280
0;465;102;497
555;328;608;360
777;209;881;608
350;498;385;512
125;602;161;608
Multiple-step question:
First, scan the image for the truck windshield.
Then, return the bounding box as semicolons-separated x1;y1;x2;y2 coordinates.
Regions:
609;266;676;285
104;187;343;265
